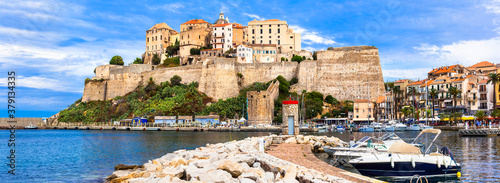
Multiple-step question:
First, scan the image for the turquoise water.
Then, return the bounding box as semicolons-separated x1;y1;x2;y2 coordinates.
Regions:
310;131;500;183
0;130;271;183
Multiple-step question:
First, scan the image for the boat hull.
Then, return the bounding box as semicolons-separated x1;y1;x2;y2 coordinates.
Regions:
359;127;374;132
352;161;460;177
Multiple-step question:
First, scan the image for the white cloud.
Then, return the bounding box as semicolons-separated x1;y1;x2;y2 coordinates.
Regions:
148;3;185;13
243;13;265;21
483;0;500;14
289;25;337;45
414;37;500;66
0;76;80;93
382;68;430;80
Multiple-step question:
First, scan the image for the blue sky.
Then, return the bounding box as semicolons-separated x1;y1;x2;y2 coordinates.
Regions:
1;0;500;117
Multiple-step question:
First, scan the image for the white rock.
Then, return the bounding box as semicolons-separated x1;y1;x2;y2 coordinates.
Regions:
218;159;244;177
162;165;185;178
198;169;234;183
239;177;256;183
283;178;299;183
253;162;261;168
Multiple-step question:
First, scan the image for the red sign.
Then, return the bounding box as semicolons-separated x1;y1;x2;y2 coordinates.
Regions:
282;100;298;104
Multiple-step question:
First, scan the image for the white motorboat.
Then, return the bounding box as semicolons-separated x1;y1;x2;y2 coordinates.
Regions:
419;123;434;130
406;124;421;131
393;123;407;131
349;129;461;178
317;125;327;133
382;124;395;132
325;133;404;161
373;123;383;132
358;125;374;132
24;124;38;129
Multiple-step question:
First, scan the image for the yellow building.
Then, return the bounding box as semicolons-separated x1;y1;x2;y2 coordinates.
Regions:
232;23;245;45
251;44;277;63
247;19;301;53
179;19;212;58
144;23;178;64
353;99;374;123
170;34;179;45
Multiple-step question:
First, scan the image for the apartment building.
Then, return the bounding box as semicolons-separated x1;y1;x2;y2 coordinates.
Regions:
247;19;301;53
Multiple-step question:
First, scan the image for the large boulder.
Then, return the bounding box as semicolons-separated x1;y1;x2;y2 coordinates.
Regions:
169;157;188;168
197;169;234;183
218;159;244;177
162;165;185;178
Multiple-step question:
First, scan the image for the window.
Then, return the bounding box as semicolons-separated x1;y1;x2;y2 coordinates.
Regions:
260;40;263;44
269;40;271;44
278;29;280;33
252;29;254;34
252;40;255;44
199;35;200;39
160;35;162;40
260;25;262;27
147;37;149;42
260;29;262;34
290;36;293;38
269;29;271;33
278;40;280;45
269;36;271;38
222;27;224;30
278;24;280;27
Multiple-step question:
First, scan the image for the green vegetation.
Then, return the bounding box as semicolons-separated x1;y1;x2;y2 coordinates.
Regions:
166;40;180;56
132;57;143;64
159;57;180;68
190;48;201;55
152;54;161;65
312;51;317;60
291;55;303;63
475;111;486;122
170;75;182;86
59;76;210;123
110;55;124;65
281;57;285;61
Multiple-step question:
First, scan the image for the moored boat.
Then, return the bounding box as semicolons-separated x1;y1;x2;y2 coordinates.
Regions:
358;125;374;132
406;124;421;131
24;124;38;129
393;123;407;131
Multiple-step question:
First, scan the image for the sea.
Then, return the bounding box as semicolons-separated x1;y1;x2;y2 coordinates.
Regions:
0;130;498;182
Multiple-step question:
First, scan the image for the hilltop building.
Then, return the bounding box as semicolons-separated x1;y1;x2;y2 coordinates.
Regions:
250;44;277;63
236;44;253;63
211;23;233;52
179;19;212;59
247;19;301;53
144;23;178;64
214;12;229;24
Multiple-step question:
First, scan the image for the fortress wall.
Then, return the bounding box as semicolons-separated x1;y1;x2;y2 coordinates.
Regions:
235;62;298;87
82;80;107;102
142;65;203;86
295;60;318;93
295;46;385;101
204;61;239;99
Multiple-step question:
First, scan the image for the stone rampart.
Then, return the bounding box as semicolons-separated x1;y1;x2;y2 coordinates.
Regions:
82;46;384;103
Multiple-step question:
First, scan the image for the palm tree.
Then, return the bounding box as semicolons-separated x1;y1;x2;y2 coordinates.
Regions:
401;107;411;122
449;86;462;114
487;73;500;110
393;86;402;120
429;88;437;120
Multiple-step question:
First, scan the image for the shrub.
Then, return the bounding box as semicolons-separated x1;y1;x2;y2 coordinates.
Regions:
152;54;161;65
170;75;182;86
289;77;298;85
237;73;243;78
85;78;91;84
133;57;143;64
190;48;201;55
291;55;303;63
281;57;285;61
110;55;124;65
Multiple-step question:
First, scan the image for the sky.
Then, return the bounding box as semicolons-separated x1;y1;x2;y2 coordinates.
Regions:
1;0;500;117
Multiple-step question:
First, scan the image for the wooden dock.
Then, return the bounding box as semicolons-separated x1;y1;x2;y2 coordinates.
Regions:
459;128;500;137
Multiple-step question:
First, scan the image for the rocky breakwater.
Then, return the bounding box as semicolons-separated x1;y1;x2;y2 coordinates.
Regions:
107;135;350;183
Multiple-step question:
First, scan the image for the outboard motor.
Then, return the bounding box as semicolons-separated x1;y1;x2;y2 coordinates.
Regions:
440;146;451;156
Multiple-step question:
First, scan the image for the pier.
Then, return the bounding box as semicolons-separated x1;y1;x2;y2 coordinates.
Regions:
459;128;500;137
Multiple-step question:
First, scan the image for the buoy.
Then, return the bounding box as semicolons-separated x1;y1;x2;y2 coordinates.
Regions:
457;171;461;178
411;156;415;168
100;127;103;130
390;156;395;168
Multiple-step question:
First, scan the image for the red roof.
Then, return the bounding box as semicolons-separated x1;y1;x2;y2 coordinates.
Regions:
394;79;409;83
478;79;488;84
282;100;298;105
469;61;494;68
354;99;370;103
428;64;461;74
408;79;426;86
181;19;209;25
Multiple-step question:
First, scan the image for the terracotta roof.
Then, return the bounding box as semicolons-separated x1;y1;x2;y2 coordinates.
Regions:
420;80;435;87
394;79;409;83
376;95;386;103
354;99;370;103
469;61;494;68
250;44;277;47
478;79;488;84
428;64;461;74
232;23;244;29
149;22;174;30
181;19;209;25
213;23;232;27
249;19;282;23
408;80;426;86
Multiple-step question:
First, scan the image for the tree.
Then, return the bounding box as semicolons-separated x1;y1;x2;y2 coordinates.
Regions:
429;88;437;120
166;40;180;55
327;47;334;50
487;73;500;110
291;55;303;63
475;111;486;122
324;95;338;105
225;47;236;55
170;75;182;86
133;57;143;64
401;107;410;122
449;86;461;113
281;57;285;61
152;53;161;65
450;112;462;125
110;55;124;65
302;56;306;60
190;48;201;55
312;51;317;60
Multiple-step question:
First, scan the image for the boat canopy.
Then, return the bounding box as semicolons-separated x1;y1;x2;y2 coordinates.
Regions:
387;141;422;155
421;128;441;134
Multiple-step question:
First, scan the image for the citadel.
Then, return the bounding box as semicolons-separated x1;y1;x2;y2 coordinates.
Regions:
82;12;386;125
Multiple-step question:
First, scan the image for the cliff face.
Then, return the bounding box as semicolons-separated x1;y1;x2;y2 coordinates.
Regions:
82;46;384;103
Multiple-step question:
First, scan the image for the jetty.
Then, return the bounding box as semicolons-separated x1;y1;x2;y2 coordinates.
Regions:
106;135;382;183
459;128;500;137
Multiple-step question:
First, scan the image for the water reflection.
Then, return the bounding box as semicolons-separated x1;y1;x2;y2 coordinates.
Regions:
311;131;500;183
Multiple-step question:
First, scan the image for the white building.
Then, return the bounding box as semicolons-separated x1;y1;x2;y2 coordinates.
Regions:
212;23;233;52
478;79;494;112
236;44;253;63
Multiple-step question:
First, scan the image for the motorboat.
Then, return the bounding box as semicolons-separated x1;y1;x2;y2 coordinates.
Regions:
24;123;38;129
406;124;421;131
393;123;407;131
336;126;346;132
373;123;383;132
349;129;461;178
358;125;374;132
382;124;395;132
419;123;433;130
325;133;404;161
317;124;327;133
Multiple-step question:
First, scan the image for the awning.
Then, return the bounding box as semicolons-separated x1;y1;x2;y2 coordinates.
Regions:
462;116;475;120
419;101;425;103
444;99;452;103
353;118;375;121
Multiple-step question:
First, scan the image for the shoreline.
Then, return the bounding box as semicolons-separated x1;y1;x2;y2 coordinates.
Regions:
106;135;382;183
